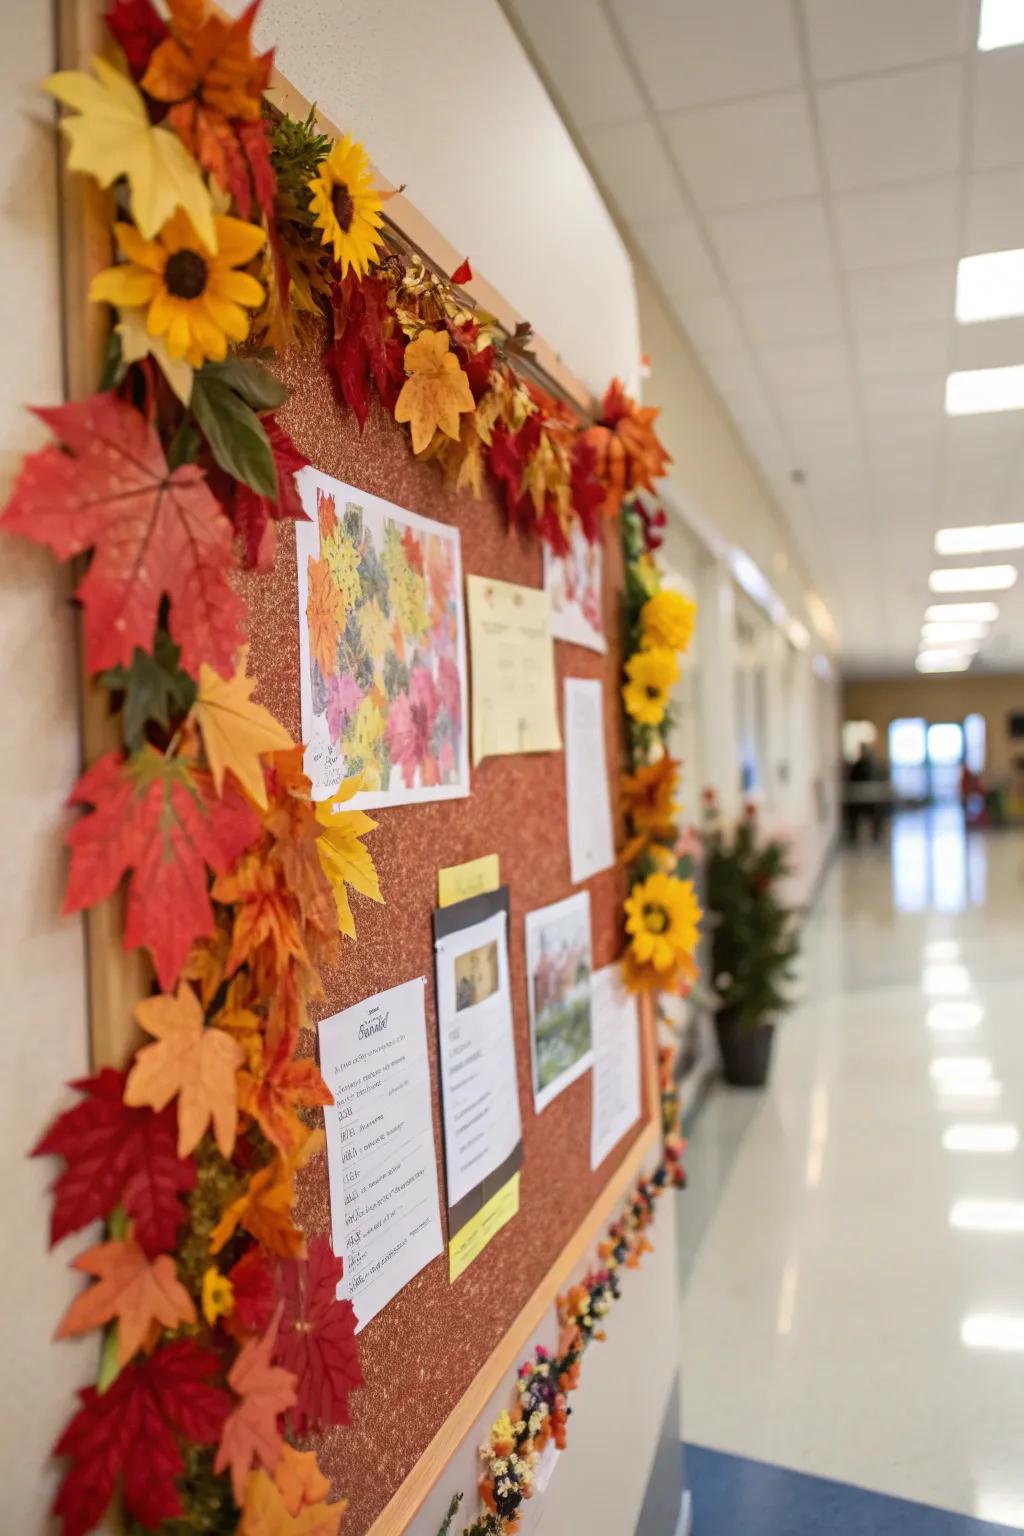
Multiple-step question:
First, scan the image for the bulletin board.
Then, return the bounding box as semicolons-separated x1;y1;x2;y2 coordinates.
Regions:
242;337;658;1535
55;9;662;1526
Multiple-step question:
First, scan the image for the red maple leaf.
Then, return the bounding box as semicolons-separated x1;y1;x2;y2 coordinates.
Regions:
105;0;168;78
487;416;540;528
53;1339;230;1536
327;272;405;431
32;1069;195;1257
239;117;278;223
0;392;245;678
63;748;260;993
227;415;308;571
271;1237;363;1434
228;1246;276;1337
570;439;605;545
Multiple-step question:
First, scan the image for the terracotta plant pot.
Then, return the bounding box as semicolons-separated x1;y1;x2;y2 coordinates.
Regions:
714;1010;775;1088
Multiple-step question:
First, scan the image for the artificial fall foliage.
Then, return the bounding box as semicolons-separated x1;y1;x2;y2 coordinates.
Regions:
9;2;682;1531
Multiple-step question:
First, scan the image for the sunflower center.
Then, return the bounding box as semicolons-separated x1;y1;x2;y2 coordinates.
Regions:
164;248;208;300
645;684;661;699
643;903;669;934
331;180;355;232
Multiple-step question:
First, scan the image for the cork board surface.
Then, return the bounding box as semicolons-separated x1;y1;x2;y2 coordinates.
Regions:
242;339;647;1534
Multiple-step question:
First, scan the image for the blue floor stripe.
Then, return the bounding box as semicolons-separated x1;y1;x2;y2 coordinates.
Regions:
685;1445;1021;1536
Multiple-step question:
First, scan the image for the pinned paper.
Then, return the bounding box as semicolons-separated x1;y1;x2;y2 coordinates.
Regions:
448;1172;520;1282
466;575;561;765
438;853;500;908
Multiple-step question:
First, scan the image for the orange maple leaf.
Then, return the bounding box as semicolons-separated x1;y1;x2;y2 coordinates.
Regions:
56;1236;195;1365
213;852;313;995
238;1030;332;1153
240;1462;344;1535
215;1308;297;1506
125;982;244;1157
209;1129;323;1259
273;1446;332;1518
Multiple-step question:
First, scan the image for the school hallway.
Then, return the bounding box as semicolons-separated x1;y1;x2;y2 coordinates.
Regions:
679;809;1024;1534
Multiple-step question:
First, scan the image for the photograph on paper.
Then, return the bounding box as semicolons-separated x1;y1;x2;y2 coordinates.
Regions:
525;891;594;1112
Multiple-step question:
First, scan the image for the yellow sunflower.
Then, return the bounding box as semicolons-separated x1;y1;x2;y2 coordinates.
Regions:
90;212;265;367
200;1266;234;1327
622;646;679;727
641;589;697;653
624;872;702;975
307;134;385;278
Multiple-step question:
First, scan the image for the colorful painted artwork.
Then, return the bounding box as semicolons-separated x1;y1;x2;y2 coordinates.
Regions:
543;529;606;654
296;467;469;808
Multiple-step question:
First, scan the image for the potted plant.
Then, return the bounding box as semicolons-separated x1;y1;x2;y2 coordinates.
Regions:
701;795;799;1087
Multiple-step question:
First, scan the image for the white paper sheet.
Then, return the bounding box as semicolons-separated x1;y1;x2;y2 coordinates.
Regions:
525;891;594;1113
319;977;443;1331
564;678;615;885
589;963;642;1169
434;909;522;1208
543;532;606;653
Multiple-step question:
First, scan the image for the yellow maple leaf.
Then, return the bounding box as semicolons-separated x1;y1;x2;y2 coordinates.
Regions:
240;1464;344;1536
44;56;216;249
194;651;294;809
394;329;475;454
314;775;383;939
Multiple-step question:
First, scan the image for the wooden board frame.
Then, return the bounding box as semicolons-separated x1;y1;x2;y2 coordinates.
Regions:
54;9;664;1529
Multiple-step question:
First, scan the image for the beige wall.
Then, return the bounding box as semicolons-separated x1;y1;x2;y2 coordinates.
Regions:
844;675;1024;780
0;2;97;1527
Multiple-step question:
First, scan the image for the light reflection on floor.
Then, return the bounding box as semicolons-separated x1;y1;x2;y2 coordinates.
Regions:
679;815;1024;1528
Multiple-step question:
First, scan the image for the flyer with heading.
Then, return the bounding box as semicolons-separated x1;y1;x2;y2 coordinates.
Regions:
563;677;615;886
319;977;444;1331
589;963;642;1170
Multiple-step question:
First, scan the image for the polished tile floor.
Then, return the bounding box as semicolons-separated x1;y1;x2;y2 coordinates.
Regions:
679;809;1024;1530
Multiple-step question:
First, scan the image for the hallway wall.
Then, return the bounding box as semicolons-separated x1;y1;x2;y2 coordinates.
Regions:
0;2;96;1527
845;674;1024;779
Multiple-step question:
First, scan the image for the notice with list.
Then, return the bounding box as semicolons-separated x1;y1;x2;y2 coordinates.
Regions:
319;977;443;1331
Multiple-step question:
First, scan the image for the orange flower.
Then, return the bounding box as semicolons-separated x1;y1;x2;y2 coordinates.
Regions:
306;556;339;678
580;379;671;519
213;853;312;995
622;945;698;996
621;755;680;861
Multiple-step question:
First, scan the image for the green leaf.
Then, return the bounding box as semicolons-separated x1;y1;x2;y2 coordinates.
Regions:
102;631;198;751
191;375;278;498
98;328;126;392
166;415;201;470
199;358;288;412
96;1323;122;1395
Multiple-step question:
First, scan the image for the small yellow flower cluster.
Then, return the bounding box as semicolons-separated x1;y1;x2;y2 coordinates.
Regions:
622;589;697;728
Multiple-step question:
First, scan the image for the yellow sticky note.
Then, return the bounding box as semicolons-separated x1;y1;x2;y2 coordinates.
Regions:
466;574;562;765
449;1173;520;1282
438;854;501;908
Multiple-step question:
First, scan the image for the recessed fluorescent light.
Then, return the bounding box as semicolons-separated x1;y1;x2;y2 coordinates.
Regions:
946;364;1024;415
917;652;973;672
925;602;999;622
978;0;1024;51
962;1313;1024;1351
944;1124;1020;1153
957;252;1024;322
921;623;988;642
929;565;1017;592
923;964;972;996
951;1199;1024;1232
930;1057;992;1082
935;1078;1002;1099
927;1001;984;1030
936;522;1024;555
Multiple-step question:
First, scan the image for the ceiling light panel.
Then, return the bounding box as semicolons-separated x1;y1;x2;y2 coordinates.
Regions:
917;652;973;672
924;603;1000;621
935;523;1024;554
977;0;1024;51
957;250;1024;321
921;623;989;641
928;565;1018;591
946;365;1024;414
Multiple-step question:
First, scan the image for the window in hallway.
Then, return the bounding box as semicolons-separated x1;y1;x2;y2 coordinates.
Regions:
889;716;927;800
927;721;964;801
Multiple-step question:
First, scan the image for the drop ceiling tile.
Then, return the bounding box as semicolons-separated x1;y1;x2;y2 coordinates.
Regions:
972;48;1024;170
503;0;645;129
663;92;818;211
954;317;1024;370
581;117;684;223
634;212;722;302
700;347;765;402
962;168;1024;255
673;292;745;353
854;325;951;380
833;179;959;270
759;338;852;392
775;376;859;427
734;276;844;346
846;262;956;330
610;0;801;112
817;63;963;192
860;373;945;418
804;0;970;82
707;198;833;285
